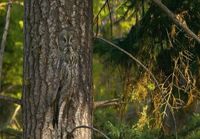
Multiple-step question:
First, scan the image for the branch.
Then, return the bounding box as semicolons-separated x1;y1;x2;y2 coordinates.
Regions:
96;37;161;90
152;0;200;44
69;125;110;139
0;95;21;105
114;7;131;25
0;0;12;90
106;0;113;37
94;98;120;109
93;0;108;23
0;85;21;94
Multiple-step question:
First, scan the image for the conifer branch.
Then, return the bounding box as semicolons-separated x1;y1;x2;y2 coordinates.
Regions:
152;0;200;44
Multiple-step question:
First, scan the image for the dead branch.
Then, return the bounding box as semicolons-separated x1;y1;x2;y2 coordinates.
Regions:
0;95;21;105
94;98;120;109
114;7;132;25
0;85;21;94
152;0;200;44
93;0;108;23
96;37;161;90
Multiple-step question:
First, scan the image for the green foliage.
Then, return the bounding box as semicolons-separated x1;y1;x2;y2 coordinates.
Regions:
185;131;200;139
0;2;23;138
105;121;140;139
179;113;200;139
0;127;22;139
1;3;23;96
93;55;123;101
95;118;161;139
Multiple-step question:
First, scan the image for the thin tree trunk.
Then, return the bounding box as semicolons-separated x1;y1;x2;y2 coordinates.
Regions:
0;0;12;90
23;0;93;138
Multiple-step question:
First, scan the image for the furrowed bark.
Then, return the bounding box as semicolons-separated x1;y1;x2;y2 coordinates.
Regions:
23;0;93;138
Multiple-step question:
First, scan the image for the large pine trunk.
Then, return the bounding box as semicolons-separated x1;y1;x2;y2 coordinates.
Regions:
22;0;93;138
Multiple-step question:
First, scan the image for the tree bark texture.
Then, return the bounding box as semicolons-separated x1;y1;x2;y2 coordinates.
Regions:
23;0;93;138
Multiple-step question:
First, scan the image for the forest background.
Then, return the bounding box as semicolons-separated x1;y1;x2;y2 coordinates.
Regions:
0;0;200;138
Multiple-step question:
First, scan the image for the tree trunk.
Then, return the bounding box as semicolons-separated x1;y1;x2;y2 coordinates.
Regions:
0;0;12;90
22;0;93;138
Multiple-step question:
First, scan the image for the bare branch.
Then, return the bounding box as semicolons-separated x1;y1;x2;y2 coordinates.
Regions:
152;0;200;44
0;85;21;94
0;95;21;105
114;7;131;25
93;0;108;23
0;0;12;90
106;0;113;37
69;125;110;139
94;98;120;109
96;37;161;90
9;105;21;126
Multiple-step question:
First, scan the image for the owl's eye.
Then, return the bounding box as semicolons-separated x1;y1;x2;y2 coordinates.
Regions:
62;36;67;44
68;36;73;45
